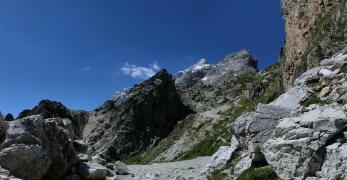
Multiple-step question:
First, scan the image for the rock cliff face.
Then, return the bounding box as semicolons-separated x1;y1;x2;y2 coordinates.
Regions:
83;70;192;161
281;0;347;89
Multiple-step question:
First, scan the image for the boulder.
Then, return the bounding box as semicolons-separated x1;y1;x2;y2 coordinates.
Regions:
92;155;107;166
230;103;292;150
77;162;108;180
113;161;130;175
200;136;239;176
317;142;347;179
0;115;79;179
0;144;50;180
17;100;89;138
262;105;347;179
232;155;252;177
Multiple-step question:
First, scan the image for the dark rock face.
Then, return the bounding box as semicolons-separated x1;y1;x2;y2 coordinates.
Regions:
0;115;79;180
83;70;192;160
17;100;88;138
4;114;14;121
18;100;72;119
0;113;6;143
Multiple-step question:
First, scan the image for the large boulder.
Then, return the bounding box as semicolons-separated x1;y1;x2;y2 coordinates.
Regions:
200;136;239;177
230;104;293;154
0;144;50;180
262;105;347;179
113;161;130;175
83;70;192;160
317;142;347;179
0;115;79;179
77;162;108;180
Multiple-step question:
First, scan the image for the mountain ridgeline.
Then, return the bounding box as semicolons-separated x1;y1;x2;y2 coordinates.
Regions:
0;1;347;179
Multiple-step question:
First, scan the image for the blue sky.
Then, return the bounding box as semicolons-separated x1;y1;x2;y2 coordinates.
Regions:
0;0;284;116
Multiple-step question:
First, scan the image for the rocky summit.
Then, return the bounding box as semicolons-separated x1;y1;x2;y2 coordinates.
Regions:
83;69;192;161
1;1;347;180
176;49;257;88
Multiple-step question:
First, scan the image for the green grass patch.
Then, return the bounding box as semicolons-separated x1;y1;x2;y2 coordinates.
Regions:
174;135;229;161
238;166;278;180
209;170;228;180
300;96;322;107
124;115;196;164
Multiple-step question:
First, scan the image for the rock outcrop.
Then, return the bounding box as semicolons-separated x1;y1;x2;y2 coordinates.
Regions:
0;115;79;179
281;0;347;88
4;114;14;121
17;100;89;138
0;113;7;143
229;49;347;179
263;105;347;179
83;69;192;161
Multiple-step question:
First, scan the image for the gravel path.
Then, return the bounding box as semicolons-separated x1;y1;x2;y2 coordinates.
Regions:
117;157;211;180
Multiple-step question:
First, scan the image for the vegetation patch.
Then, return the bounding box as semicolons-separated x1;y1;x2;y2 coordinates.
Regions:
125;115;196;164
238;166;278;180
208;151;242;180
300;96;322;107
174;135;229;161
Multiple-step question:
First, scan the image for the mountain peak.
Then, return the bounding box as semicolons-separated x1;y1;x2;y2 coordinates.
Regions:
176;50;257;87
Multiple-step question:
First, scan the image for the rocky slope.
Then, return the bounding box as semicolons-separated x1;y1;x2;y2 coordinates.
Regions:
224;49;347;179
83;69;192;161
176;50;258;112
124;50;283;165
282;0;347;88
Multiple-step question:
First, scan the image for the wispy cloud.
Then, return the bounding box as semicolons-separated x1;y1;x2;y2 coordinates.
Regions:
121;61;161;79
82;66;91;72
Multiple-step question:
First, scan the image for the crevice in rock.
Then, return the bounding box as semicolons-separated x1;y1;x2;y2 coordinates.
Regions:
315;126;347;177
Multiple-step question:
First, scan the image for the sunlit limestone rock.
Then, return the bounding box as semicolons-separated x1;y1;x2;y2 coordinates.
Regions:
0;115;79;180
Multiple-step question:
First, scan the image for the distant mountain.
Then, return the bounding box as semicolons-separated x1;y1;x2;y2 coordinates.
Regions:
176;49;257;87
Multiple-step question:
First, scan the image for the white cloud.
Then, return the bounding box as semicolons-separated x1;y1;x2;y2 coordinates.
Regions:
121;61;161;79
82;66;91;72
